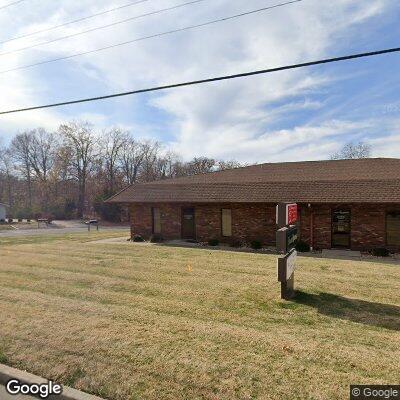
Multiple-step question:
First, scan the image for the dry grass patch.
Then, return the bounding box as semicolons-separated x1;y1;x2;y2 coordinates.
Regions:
0;232;399;400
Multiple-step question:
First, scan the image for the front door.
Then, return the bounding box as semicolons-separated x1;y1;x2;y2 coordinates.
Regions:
332;210;351;248
181;208;196;239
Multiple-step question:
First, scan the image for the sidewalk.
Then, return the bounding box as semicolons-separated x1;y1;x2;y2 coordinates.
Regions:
0;384;35;399
0;364;105;400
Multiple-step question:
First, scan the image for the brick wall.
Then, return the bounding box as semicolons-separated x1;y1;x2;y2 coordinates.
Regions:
299;204;331;250
351;204;386;250
130;203;276;245
130;202;400;251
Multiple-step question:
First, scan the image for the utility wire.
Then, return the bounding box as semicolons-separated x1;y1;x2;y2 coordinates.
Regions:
0;0;151;45
0;0;302;74
1;47;399;115
0;0;26;11
0;0;207;57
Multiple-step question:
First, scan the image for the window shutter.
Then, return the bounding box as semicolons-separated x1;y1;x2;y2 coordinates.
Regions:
152;208;161;234
222;209;232;237
387;212;400;246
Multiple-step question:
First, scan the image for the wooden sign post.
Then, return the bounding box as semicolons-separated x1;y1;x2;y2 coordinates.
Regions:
276;203;298;300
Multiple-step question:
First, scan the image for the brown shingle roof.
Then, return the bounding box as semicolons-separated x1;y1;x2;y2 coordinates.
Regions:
107;158;400;204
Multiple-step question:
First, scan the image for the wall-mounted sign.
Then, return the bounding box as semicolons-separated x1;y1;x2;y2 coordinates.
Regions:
277;249;297;282
276;225;298;254
276;203;298;228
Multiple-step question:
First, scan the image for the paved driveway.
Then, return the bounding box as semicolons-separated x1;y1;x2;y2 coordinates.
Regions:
0;224;129;238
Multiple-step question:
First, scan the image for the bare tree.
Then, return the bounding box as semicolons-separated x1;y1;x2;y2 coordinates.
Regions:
187;157;216;175
140;140;162;182
1;121;252;221
217;160;244;171
28;128;57;183
330;141;371;160
10;132;33;208
101;128;126;193
0;146;14;207
156;151;182;179
59;121;97;218
119;135;145;185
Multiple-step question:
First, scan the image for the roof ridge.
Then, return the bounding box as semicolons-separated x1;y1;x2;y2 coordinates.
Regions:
138;157;400;185
138;177;400;186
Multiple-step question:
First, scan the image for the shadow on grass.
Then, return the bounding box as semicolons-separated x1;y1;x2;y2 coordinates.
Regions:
294;291;400;331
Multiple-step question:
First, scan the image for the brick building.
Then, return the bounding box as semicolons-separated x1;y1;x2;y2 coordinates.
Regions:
108;158;400;252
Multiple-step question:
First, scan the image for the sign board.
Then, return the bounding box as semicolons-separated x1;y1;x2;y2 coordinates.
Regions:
287;204;298;225
277;249;297;282
276;202;298;300
276;225;298;254
276;203;298;228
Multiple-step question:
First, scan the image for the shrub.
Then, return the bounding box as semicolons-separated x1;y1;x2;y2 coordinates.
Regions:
229;238;243;248
296;240;310;253
13;208;33;220
132;234;145;242
150;234;163;243
250;240;262;250
371;247;390;257
208;239;220;246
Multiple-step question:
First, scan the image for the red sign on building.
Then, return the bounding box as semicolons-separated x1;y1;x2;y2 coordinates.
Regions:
286;203;298;225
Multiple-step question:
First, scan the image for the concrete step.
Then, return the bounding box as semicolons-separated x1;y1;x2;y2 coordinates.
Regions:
321;249;361;259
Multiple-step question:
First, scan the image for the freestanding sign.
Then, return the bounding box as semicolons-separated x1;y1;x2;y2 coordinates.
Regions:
276;203;298;300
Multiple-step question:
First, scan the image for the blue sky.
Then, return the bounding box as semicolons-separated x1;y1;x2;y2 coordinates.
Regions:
0;0;399;162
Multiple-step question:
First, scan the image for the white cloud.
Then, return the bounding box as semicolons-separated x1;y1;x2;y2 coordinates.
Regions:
0;0;397;162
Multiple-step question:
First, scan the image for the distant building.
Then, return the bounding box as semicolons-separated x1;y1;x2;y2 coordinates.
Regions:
107;158;400;252
0;203;9;221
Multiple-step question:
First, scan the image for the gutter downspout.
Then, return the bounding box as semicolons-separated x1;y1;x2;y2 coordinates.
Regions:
309;203;314;252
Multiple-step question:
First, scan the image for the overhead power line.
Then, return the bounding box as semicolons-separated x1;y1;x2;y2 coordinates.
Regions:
1;47;399;115
0;0;303;74
0;0;151;45
0;0;26;11
0;0;207;57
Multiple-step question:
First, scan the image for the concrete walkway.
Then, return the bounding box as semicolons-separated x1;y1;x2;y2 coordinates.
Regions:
0;384;35;399
0;226;129;238
321;249;361;259
0;363;104;400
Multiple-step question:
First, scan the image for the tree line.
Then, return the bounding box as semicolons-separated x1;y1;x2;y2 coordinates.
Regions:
0;121;242;221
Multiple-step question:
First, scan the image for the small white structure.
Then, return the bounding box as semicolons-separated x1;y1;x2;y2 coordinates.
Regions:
0;203;9;221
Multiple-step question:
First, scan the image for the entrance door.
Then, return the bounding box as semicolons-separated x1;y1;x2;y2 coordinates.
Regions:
332;210;351;248
181;208;196;239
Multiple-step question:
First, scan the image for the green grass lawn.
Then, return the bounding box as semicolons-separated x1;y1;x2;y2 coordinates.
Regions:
0;232;399;399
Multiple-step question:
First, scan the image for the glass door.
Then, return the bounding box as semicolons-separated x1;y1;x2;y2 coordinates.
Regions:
181;208;196;239
332;210;351;248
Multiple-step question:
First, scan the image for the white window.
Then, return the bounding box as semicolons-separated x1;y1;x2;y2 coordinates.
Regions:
387;211;400;246
222;209;232;237
152;208;161;234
